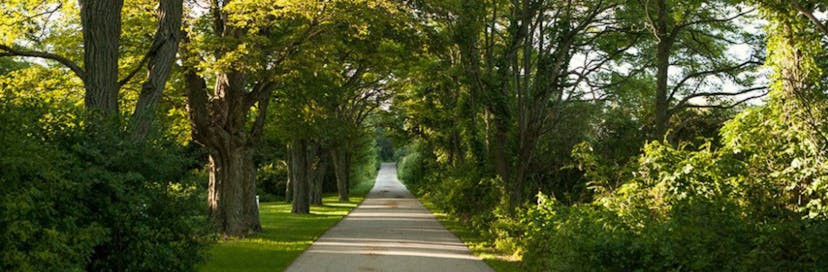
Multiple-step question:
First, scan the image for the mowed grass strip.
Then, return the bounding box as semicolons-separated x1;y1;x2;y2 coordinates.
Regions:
200;180;375;272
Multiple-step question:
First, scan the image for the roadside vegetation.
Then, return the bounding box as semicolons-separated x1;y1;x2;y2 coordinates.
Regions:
418;200;521;272
393;0;828;271
2;0;827;271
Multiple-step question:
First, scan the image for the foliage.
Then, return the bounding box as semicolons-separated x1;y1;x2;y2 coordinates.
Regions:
375;127;395;162
514;1;828;269
397;142;430;193
419;200;522;272
256;162;289;202
0;99;101;271
0;98;213;271
1;0;827;270
521;141;828;271
350;131;382;188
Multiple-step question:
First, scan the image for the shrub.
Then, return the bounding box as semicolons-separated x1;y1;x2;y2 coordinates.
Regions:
397;143;430;193
521;141;828;271
257;162;288;202
0;100;105;271
351;134;381;187
0;98;213;271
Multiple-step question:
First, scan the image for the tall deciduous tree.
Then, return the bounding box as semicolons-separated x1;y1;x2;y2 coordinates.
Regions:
625;0;765;138
181;0;328;234
456;0;624;210
271;0;415;212
0;0;183;136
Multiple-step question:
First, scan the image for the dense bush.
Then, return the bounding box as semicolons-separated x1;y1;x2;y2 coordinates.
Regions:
0;101;104;271
0;99;213;271
520;140;828;271
256;162;288;202
397;142;500;230
397;143;428;191
351;134;381;187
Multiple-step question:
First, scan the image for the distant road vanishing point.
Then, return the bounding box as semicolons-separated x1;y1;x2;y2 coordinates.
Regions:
286;163;494;272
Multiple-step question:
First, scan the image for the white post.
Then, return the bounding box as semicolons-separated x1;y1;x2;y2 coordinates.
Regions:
256;195;260;210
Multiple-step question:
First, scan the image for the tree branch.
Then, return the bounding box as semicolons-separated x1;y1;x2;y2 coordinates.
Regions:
674;8;753;33
668;59;762;101
0;44;85;79
130;0;185;139
791;0;828;37
677;91;767;110
670;86;767;114
250;89;272;144
119;41;162;86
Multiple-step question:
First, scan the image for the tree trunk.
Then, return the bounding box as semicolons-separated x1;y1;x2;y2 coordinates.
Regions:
285;159;293;203
344;151;352;195
331;143;354;201
78;0;123;118
130;0;184;138
331;148;347;201
654;41;672;139
184;67;263;236
492;113;509;181
309;143;328;206
291;139;311;214
509;167;527;212
508;139;535;212
310;158;327;206
207;143;261;237
653;0;673;140
180;0;295;237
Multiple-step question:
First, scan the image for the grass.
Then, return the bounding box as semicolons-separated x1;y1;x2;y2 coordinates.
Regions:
420;200;522;272
199;180;375;272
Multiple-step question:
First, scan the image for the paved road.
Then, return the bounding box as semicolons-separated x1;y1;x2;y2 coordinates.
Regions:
286;163;494;272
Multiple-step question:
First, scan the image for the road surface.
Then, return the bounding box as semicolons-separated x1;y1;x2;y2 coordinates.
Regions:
285;163;494;272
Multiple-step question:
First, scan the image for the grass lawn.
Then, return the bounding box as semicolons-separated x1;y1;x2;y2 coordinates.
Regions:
420;201;522;272
199;180;375;272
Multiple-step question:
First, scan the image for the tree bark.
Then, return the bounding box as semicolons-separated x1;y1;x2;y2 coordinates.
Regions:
653;0;673;140
184;64;263;236
309;143;328;206
207;143;261;237
78;0;124;118
130;0;184;138
4;0;184;125
291;139;311;214
285;160;293;202
181;0;297;235
492;109;510;185
331;144;353;201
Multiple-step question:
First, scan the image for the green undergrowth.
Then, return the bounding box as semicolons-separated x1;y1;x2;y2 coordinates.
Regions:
199;180;375;272
420;200;522;272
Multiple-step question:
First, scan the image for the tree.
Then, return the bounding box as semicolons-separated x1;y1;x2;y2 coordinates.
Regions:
269;0;415;211
323;13;414;202
181;0;329;234
456;0;626;210
0;0;183;137
724;0;828;216
623;0;765;138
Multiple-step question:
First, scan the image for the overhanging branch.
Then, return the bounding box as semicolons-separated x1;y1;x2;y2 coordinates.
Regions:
670;86;767;114
791;0;828;37
0;44;85;79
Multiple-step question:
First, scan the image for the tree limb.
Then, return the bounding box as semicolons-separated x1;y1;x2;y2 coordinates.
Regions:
674;8;754;34
670;86;767;114
668;59;762;101
791;0;828;37
0;44;85;79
